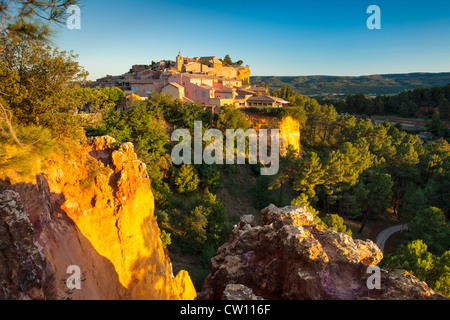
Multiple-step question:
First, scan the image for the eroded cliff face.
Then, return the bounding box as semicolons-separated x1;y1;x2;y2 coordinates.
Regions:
197;205;448;300
244;113;301;156
0;136;196;300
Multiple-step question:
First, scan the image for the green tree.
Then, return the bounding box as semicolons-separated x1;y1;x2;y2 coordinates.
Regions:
1;0;82;43
217;105;249;131
382;240;436;287
196;163;222;193
270;145;299;206
173;164;200;194
322;214;352;236
88;102;169;185
382;240;450;297
196;192;227;248
0;37;87;126
425;166;450;216
434;251;450;297
184;206;208;244
293;151;324;202
323;141;374;213
408;206;450;255
427;112;447;137
398;184;427;224
341;180;369;220
223;54;233;66
160;230;172;249
359;170;393;233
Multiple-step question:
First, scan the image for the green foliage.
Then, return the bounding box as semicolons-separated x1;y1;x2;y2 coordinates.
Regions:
427;112;448;137
322;214;352;237
270;145;299;206
196;163;222;193
382;240;450;297
0;124;55;178
398;183;427;223
293;151;325;202
86;102;169;184
408;207;450;255
160;230;172;249
1;0;82;42
184;206;208;244
217;105;249;131
341;180;369;220
0;37;87;126
251;175;277;210
77;87;125;112
221;54;244;68
330;84;450;123
364;170;394;218
173;164;200;194
164;99;211;131
223;55;233;66
198;245;216;269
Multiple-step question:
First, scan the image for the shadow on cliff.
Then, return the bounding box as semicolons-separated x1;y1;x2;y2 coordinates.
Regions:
0;177;129;300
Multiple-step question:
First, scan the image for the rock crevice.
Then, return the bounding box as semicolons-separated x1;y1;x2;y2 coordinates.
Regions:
197;204;447;300
0;136;196;300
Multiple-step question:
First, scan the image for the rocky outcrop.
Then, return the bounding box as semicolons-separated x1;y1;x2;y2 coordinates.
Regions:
0;190;46;300
0;136;196;300
197;204;447;300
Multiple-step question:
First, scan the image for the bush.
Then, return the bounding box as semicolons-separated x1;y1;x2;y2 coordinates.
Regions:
160;230;172;249
321;214;352;237
173;164;200;194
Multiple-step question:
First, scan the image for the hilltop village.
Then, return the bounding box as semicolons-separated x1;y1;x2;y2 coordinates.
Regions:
90;54;290;112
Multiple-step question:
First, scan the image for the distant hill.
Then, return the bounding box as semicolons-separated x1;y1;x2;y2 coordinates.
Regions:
251;72;450;97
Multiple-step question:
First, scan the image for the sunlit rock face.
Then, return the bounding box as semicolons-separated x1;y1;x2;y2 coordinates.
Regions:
197;204;447;300
244;113;301;156
0;136;196;300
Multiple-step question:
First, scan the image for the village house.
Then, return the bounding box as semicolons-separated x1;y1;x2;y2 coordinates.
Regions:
246;95;290;108
91;54;288;111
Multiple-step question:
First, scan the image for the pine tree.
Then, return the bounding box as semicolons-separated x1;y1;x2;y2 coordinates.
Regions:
174;164;200;194
398;184;427;224
293;151;325;202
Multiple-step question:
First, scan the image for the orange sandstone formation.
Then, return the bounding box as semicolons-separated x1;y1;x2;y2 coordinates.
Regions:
0;136;196;300
244;112;301;156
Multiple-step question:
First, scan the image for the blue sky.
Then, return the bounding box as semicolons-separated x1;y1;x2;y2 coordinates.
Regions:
54;0;450;80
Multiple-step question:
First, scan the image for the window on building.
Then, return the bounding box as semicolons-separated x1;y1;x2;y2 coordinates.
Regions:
193;92;197;98
202;92;206;98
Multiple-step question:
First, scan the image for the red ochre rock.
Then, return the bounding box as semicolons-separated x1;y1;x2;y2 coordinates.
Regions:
0;136;196;300
197;205;448;300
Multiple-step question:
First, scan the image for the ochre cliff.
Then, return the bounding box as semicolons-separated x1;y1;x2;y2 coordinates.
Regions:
0;136;196;300
243;112;301;156
197;205;448;300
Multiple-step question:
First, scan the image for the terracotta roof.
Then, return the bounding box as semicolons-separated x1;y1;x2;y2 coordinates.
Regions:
183;73;221;80
247;95;289;104
200;84;214;90
250;86;269;92
164;82;185;90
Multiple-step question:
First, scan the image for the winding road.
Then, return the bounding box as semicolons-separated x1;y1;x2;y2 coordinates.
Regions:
375;224;408;253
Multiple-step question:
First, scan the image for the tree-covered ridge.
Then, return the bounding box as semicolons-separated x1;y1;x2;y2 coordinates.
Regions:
330;84;450;120
252;73;450;96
